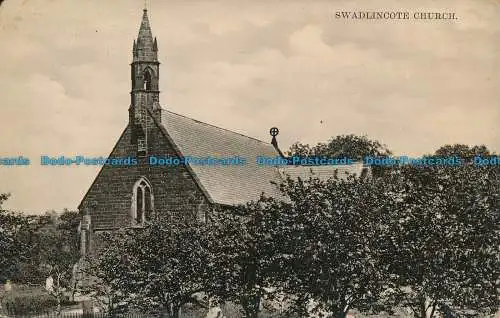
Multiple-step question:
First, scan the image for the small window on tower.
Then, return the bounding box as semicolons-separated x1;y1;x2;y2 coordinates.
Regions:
143;70;152;90
138;137;147;154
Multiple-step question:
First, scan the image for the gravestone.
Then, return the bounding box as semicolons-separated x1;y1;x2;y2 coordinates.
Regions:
206;306;224;318
45;276;54;292
4;280;12;292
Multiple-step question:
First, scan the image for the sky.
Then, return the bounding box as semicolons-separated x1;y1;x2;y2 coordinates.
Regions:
0;0;498;214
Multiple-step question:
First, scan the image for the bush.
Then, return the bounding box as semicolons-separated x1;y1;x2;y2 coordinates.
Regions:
1;289;57;316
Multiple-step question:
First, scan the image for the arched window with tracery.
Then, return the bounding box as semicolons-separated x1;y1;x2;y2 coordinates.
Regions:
132;178;154;225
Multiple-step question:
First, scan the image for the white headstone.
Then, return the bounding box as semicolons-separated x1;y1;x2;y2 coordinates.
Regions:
206;306;223;318
72;263;79;282
45;276;54;292
4;280;12;292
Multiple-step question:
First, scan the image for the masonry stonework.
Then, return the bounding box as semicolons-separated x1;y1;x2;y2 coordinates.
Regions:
79;119;210;250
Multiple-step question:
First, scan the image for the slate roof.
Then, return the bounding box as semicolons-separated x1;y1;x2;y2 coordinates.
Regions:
157;110;367;205
159;110;283;205
277;164;367;182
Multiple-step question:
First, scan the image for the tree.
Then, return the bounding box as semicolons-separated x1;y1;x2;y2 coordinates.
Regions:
203;204;285;318
77;144;498;318
266;174;396;318
383;153;499;317
57;209;82;301
80;231;131;316
433;143;492;161
30;210;81;315
84;217;211;317
211;174;396;317
2;207;81;289
0;194;33;283
287;134;391;160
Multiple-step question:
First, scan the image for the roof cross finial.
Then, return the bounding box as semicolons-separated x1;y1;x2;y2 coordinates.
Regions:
144;0;148;11
270;127;286;159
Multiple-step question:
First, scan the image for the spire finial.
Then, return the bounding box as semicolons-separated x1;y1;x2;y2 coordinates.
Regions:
144;0;148;11
137;5;153;41
134;3;157;62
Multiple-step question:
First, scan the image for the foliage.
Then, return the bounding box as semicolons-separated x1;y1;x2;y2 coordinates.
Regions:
0;198;81;316
382;147;499;317
24;209;82;315
83;219;212;318
203;204;284;318
35;209;81;273
0;285;57;316
203;171;400;318
263;174;397;317
433;143;492;160
286;134;393;178
286;134;391;160
38;209;81;279
80;231;131;316
69;143;499;317
0;193;34;283
1;207;81;287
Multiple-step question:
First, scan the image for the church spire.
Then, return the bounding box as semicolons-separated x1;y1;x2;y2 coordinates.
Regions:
138;9;153;43
130;7;162;149
134;8;157;62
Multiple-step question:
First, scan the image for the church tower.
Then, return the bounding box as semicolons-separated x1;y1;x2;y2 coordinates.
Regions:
129;8;161;153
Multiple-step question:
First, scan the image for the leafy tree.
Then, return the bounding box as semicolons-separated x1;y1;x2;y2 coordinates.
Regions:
80;231;130;316
84;218;211;317
383;156;499;317
264;174;395;318
57;209;82;301
209;174;397;317
203;204;284;318
76;145;498;318
18;209;82;315
3;208;80;290
433;143;492;161
0;194;33;283
287;134;391;160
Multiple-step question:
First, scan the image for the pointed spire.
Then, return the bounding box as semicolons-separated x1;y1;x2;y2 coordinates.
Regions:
153;37;158;52
138;9;153;43
134;8;157;62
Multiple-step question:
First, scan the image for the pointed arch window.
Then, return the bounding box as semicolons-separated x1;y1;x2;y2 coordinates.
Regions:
144;186;152;221
143;69;152;91
132;178;154;225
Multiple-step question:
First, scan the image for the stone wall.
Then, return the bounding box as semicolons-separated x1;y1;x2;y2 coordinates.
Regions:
79;118;211;253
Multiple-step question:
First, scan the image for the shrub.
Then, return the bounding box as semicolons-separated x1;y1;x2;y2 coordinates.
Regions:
1;289;57;316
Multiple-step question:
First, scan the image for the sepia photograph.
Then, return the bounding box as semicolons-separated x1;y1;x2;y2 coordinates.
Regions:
0;0;498;317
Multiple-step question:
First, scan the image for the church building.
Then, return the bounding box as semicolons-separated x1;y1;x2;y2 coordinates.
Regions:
78;9;365;256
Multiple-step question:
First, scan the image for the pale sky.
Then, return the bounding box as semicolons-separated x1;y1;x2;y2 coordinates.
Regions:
0;0;498;213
